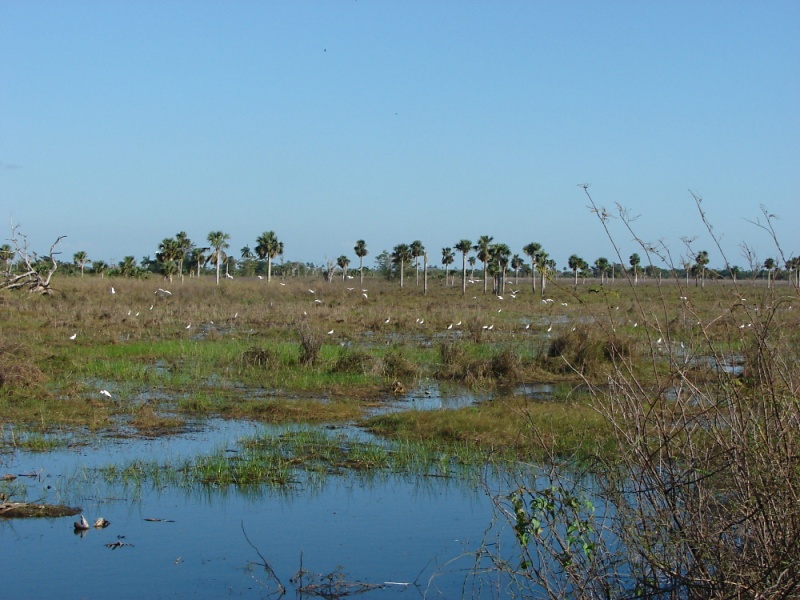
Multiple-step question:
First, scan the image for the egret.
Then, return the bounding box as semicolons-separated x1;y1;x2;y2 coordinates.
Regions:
455;321;462;326
308;289;315;294
94;517;110;528
547;325;552;332
327;329;334;335
111;287;115;294
226;273;233;279
362;293;368;299
257;275;264;279
69;333;77;340
99;389;112;399
74;515;90;531
447;323;453;330
524;323;530;330
384;317;390;324
186;323;191;329
497;296;504;300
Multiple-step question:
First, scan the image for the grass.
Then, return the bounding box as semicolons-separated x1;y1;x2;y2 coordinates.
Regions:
1;273;796;455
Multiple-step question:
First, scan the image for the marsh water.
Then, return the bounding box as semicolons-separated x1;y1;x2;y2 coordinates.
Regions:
1;390;538;599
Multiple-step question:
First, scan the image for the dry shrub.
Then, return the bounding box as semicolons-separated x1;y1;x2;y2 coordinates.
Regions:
544;326;628;375
331;350;382;376
382;352;417;380
0;342;47;391
296;324;321;367
241;346;279;369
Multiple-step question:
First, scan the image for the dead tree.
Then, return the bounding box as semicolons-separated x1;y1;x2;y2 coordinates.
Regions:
1;225;65;294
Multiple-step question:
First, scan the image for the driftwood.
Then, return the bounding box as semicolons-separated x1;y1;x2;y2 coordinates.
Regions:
1;224;65;294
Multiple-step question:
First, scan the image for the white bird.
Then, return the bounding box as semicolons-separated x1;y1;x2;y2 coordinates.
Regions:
447;323;453;330
384;317;390;324
656;337;663;344
561;302;568;306
280;282;286;286
633;322;638;328
346;287;354;291
497;296;504;300
156;289;172;296
226;273;233;279
547;325;552;332
99;389;112;399
110;287;115;294
497;309;502;313
186;323;191;329
308;289;315;294
525;324;530;330
327;329;334;335
257;275;264;279
93;517;110;528
488;324;494;330
74;515;90;530
314;299;322;304
455;321;461;326
362;293;368;299
69;333;77;340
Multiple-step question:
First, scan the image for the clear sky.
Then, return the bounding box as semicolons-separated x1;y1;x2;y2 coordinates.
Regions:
1;1;797;271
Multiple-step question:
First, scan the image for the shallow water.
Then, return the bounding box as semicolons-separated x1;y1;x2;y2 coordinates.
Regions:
1;419;514;599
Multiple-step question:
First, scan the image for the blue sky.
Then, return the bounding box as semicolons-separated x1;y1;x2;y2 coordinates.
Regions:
1;1;797;271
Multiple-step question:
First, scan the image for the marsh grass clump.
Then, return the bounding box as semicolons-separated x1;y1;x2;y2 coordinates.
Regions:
296;324;322;367
330;349;382;376
241;346;280;369
0;341;47;393
543;326;616;376
381;350;417;380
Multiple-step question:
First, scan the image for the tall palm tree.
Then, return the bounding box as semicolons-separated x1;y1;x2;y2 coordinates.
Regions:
255;231;284;282
157;237;182;282
454;239;472;295
441;247;455;286
473;235;494;294
207;231;230;285
538;251;551;296
763;257;775;288
629;253;641;285
410;240;425;286
468;256;476;277
189;247;209;277
391;243;411;288
354;239;368;286
118;256;138;278
510;254;523;284
488;243;511;294
696;251;710;288
595;257;609;284
568;254;584;288
523;242;542;293
337;255;350;281
175;232;193;282
73;251;88;277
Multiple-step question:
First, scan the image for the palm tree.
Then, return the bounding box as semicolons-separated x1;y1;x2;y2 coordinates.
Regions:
454;239;472;295
568;254;583;288
629;253;641;285
207;231;230;285
175;232;193;281
410;240;425;286
337;255;350;281
240;245;254;260
189;247;209;277
354;239;368;286
468;256;476;277
441;247;455;286
157;237;182;282
91;260;108;278
255;231;283;282
695;250;710;288
473;235;494;294
510;254;523;284
523;242;542;293
489;243;511;294
391;243;412;288
118;256;138;278
537;250;551;296
594;257;609;284
763;257;775;288
73;251;89;277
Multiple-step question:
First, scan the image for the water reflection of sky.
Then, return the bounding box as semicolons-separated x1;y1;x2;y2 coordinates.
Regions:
1;420;513;598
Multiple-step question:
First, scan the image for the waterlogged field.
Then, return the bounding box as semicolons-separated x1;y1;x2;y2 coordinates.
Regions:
2;274;799;597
